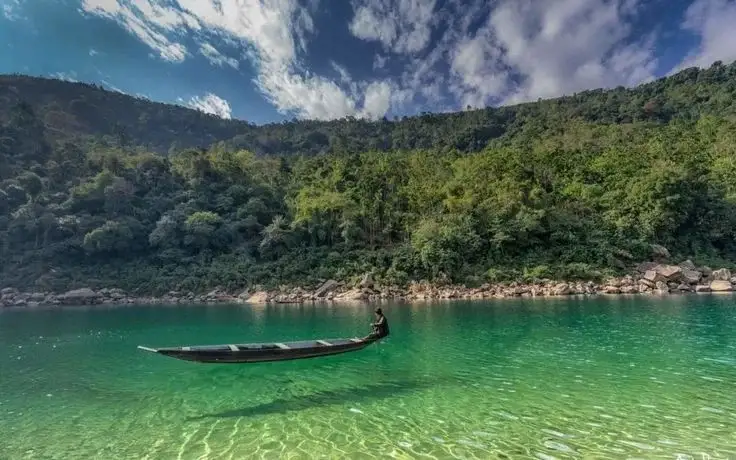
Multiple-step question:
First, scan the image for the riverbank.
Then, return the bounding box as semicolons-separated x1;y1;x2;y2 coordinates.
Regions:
1;260;734;308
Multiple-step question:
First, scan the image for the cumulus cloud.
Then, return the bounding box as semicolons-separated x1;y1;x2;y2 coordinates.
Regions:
349;0;437;54
360;81;393;119
80;0;397;120
77;0;736;121
678;0;736;70
185;93;233;119
449;33;507;109
446;0;660;108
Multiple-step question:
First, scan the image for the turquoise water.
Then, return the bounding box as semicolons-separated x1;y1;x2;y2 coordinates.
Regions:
2;296;736;459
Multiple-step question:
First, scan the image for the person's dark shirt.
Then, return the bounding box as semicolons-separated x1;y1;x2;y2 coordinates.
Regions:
374;314;389;337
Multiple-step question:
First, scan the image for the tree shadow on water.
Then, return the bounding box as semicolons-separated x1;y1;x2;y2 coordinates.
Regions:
186;378;437;421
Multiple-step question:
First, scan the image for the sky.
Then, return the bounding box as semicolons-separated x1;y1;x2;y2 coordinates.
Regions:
1;0;735;125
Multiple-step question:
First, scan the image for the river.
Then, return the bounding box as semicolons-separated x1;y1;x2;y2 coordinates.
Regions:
1;295;735;459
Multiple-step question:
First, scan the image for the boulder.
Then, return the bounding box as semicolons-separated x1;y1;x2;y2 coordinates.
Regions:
711;269;732;281
58;288;101;305
676;283;692;292
679;260;697;270
1;287;19;296
620;285;639;294
29;292;46;301
314;280;340;298
695;285;712;293
273;294;301;304
605;278;622;288
651;244;671;260
551;283;571;296
603;286;621;294
242;291;270;303
681;269;702;284
636;262;660;273
655;281;670;294
655;265;682;281
643;270;663;283
710;280;733;292
638;278;655;288
334;288;370;302
359;273;374;289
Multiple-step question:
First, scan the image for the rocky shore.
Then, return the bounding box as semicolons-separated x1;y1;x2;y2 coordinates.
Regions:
1;260;735;308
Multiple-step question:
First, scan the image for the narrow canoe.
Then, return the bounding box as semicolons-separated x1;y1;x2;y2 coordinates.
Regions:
137;336;381;363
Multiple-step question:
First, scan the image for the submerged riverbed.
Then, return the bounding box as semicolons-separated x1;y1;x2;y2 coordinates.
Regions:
2;295;736;459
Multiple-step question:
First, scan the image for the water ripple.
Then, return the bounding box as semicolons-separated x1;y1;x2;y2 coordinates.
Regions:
3;299;736;458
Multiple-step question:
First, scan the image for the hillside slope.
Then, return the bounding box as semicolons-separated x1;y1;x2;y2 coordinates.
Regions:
0;75;251;154
2;60;736;157
1;61;736;294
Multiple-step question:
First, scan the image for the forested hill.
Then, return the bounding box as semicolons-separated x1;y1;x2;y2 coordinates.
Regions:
0;74;251;154
1;61;736;295
2;60;736;158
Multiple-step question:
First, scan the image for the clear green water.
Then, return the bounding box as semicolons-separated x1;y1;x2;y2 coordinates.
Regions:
2;296;736;459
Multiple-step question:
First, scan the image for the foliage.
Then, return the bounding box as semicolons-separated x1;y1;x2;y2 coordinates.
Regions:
2;61;736;293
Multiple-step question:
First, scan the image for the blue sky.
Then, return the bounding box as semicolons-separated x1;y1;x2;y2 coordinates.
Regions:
1;0;735;125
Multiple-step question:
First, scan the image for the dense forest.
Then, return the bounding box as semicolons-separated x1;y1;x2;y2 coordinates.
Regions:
1;60;736;294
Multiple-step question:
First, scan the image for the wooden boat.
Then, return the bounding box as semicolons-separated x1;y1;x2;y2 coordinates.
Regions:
137;336;381;363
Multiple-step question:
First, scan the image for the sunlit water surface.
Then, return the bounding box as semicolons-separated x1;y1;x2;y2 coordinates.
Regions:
2;295;736;459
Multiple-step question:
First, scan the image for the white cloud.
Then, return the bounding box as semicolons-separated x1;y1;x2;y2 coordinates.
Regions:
80;0;398;120
80;0;189;62
330;61;351;85
77;0;736;121
89;48;99;56
360;81;392;119
3;0;23;20
349;0;437;54
200;42;239;69
449;33;507;109
678;0;736;70
185;93;233;119
256;72;357;120
373;54;388;70
443;0;659;108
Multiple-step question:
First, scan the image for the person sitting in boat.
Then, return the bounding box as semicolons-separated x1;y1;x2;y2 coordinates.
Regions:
365;308;389;340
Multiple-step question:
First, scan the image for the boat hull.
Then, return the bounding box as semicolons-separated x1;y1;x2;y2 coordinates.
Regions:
138;336;381;363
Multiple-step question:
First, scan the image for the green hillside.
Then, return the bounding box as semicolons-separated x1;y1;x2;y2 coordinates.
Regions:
1;61;736;294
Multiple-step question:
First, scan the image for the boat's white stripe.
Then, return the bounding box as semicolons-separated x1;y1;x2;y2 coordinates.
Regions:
317;340;332;346
228;344;239;351
350;338;362;343
182;346;191;351
274;342;290;349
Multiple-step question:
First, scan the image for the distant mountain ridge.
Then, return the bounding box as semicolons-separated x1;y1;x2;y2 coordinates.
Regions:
2;60;736;157
0;74;251;154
